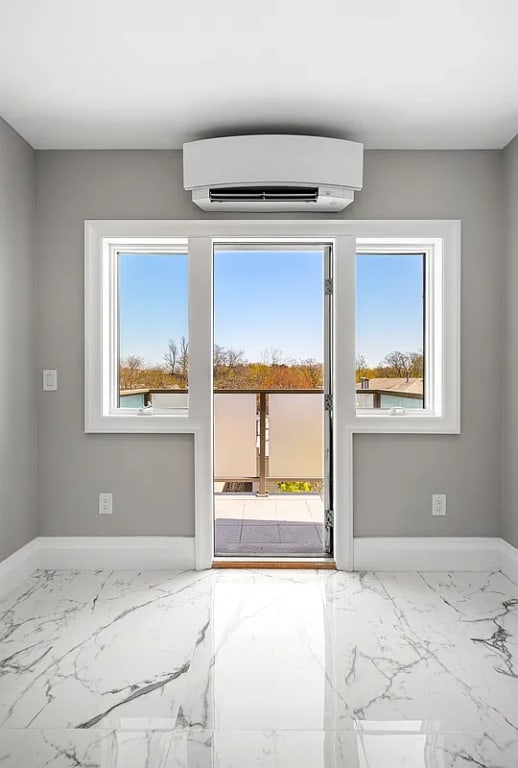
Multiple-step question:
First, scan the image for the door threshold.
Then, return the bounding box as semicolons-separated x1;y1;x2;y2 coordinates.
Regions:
212;557;336;570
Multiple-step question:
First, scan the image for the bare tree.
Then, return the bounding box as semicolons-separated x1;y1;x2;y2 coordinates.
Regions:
407;351;424;378
380;350;414;379
261;346;284;366
379;350;424;379
213;344;226;367
123;355;143;371
119;355;144;390
300;358;323;388
213;345;246;388
163;339;178;375
213;344;227;381
270;347;284;366
178;336;189;384
226;347;245;368
356;354;368;379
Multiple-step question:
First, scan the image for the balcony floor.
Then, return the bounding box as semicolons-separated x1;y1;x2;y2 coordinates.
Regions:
214;494;327;556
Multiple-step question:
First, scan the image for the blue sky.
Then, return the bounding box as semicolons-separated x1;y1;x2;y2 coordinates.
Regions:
356;253;424;365
119;253;189;366
119;250;423;367
214;250;324;361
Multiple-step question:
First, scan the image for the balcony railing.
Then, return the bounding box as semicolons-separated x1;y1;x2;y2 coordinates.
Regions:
119;380;423;495
120;387;324;496
213;389;324;496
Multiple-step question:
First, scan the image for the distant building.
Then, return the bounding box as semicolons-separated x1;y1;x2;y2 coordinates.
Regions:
356;377;424;409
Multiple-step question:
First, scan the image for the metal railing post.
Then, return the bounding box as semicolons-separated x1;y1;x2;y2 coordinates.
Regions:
257;391;268;497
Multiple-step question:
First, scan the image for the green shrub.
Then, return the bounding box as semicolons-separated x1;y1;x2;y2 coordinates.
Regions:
277;481;313;493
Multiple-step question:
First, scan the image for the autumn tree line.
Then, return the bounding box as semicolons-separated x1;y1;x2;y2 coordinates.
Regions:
356;350;424;381
120;338;423;391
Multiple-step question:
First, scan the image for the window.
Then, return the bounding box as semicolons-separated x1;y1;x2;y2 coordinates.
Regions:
353;235;460;433
84;232;199;432
85;222;459;436
356;251;425;412
118;251;188;412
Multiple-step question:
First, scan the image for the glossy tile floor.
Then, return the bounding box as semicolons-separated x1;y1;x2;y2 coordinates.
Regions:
0;568;517;766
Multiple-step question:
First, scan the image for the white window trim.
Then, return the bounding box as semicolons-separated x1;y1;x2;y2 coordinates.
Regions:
353;235;460;433
108;242;190;416
85;219;460;571
85;232;208;434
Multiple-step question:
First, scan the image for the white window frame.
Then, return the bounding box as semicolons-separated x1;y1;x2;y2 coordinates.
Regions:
85;219;460;571
112;243;190;415
354;235;460;433
85;229;211;434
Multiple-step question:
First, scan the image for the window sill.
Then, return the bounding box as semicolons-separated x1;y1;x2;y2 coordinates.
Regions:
352;412;460;434
85;413;200;434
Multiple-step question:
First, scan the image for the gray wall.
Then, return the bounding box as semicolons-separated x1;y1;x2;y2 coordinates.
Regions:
0;118;37;561
502;135;518;548
35;152;195;536
35;149;504;539
352;151;503;537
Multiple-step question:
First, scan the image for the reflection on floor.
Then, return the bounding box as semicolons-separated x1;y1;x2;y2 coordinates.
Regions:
0;568;517;766
214;494;326;555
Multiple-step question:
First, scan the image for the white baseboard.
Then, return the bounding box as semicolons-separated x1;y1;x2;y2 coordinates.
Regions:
0;536;195;599
353;537;503;572
501;539;518;585
0;539;40;599
1;536;516;601
36;536;196;571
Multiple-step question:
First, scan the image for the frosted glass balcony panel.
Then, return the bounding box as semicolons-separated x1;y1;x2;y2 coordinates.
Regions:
268;394;323;478
214;394;257;478
151;392;189;409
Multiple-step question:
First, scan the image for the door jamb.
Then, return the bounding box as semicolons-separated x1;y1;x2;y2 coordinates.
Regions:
204;235;356;571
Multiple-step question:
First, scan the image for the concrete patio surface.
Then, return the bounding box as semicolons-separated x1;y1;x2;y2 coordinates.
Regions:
214;495;326;556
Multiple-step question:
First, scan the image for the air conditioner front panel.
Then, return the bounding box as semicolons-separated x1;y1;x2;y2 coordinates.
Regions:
183;135;363;191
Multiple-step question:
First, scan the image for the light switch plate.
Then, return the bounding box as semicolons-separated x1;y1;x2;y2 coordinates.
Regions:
43;369;57;391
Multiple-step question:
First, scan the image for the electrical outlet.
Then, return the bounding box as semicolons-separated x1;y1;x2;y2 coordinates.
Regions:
99;493;112;515
432;493;446;516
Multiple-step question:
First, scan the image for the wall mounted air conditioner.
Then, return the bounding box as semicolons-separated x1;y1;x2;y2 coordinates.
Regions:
183;134;363;212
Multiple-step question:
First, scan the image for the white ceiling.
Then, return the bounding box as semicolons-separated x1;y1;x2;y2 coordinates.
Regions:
0;0;517;150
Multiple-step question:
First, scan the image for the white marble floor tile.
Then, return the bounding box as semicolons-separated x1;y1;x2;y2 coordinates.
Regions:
0;568;516;766
0;729;174;768
323;570;518;736
1;728;517;768
165;729;518;768
0;570;213;730
167;730;341;768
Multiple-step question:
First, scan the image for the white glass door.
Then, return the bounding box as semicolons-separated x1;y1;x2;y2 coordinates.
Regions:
212;242;333;559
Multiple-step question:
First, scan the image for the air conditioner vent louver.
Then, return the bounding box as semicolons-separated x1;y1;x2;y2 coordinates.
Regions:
209;186;319;203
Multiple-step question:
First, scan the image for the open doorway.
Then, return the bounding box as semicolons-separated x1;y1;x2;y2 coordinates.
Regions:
212;242;333;560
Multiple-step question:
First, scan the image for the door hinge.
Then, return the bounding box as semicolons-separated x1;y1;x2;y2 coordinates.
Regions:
324;393;333;410
325;278;333;295
325;509;334;528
